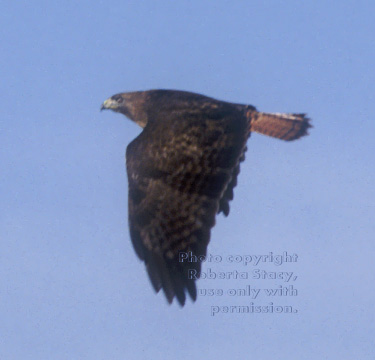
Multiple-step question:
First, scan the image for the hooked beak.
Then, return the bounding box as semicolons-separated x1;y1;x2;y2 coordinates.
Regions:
100;98;117;111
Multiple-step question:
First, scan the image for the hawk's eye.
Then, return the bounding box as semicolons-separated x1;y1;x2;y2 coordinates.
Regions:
112;95;123;103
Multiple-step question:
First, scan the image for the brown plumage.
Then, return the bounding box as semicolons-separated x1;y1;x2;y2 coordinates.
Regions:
100;89;311;306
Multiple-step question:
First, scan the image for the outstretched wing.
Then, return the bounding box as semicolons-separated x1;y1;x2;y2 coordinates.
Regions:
125;105;249;305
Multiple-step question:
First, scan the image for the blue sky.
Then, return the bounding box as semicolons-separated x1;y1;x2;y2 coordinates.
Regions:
1;1;375;359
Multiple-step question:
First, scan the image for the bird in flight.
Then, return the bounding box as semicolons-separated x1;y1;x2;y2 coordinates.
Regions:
101;89;311;306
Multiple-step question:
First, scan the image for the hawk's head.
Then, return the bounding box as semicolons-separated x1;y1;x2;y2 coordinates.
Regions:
101;92;148;128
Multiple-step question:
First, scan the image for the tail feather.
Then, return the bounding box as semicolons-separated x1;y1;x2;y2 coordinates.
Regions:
249;111;312;141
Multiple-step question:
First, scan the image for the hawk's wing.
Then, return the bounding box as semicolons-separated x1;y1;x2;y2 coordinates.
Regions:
125;105;249;305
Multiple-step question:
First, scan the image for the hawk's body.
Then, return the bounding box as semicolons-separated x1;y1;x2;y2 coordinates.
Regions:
101;89;311;306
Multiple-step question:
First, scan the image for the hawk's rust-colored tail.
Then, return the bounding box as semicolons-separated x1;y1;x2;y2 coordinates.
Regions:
248;111;312;141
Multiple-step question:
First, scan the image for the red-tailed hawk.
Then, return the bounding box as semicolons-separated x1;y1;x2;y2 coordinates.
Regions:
100;89;311;306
